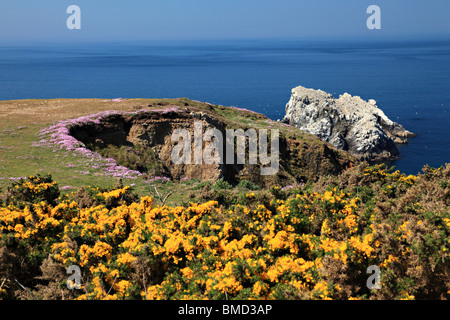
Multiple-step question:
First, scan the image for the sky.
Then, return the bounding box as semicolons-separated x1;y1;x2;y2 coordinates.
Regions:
0;0;449;43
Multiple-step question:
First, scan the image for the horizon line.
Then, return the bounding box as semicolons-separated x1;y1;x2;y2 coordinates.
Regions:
1;33;450;46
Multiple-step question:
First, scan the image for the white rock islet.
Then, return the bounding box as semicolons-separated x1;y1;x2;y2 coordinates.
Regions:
282;86;415;161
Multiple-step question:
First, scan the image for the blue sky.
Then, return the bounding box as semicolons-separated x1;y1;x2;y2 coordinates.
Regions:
0;0;449;43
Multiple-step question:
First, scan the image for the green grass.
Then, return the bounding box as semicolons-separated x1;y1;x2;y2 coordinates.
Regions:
0;122;201;206
0;124;122;193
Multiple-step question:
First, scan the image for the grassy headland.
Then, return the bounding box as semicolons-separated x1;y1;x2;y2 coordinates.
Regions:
0;98;448;300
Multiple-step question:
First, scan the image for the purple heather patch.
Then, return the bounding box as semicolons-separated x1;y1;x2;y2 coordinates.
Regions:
281;183;305;192
75;170;90;175
35;110;147;180
9;177;26;181
150;106;182;114
228;106;258;114
144;176;171;184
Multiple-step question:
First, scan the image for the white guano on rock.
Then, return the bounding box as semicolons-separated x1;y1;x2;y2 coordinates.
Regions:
282;86;415;161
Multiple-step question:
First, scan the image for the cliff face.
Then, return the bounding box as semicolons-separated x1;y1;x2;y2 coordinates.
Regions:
282;86;415;161
68;101;355;186
70;109;228;183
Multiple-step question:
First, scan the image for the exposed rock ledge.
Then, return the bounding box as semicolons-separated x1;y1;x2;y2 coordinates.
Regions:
282;86;416;161
64;101;355;187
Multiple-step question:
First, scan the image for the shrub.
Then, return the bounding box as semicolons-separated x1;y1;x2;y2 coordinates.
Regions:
0;164;449;300
6;174;60;207
236;180;261;190
70;185;138;209
95;144;167;176
192;181;212;190
212;178;233;191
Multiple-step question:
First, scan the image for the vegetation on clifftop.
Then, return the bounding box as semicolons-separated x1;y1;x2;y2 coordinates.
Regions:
0;98;354;203
0;163;449;300
0;98;449;300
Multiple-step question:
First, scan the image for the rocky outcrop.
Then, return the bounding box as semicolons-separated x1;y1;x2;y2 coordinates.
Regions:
70;109;227;182
282;86;415;161
68;102;355;186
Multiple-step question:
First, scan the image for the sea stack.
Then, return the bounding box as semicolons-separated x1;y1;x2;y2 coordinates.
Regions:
282;86;416;161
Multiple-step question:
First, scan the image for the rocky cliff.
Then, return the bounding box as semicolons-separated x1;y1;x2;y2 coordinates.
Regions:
67;99;356;186
282;86;415;161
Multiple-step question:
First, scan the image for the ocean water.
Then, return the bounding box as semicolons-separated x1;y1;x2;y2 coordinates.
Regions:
1;39;449;175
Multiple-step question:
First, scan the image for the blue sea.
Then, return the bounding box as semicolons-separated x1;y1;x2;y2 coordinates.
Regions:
1;39;449;175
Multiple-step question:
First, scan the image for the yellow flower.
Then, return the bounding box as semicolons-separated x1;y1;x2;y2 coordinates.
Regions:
214;276;243;295
117;252;137;267
252;281;264;296
399;291;415;300
181;267;195;279
312;281;330;299
321;219;330;236
79;241;112;267
380;254;398;268
322;191;333;202
114;280;132;297
268;230;289;251
99;186;130;200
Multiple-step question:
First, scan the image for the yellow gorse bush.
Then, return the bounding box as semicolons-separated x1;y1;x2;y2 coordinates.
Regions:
0;164;449;300
98;186;131;200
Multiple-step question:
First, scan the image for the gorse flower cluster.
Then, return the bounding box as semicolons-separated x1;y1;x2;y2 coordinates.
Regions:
0;163;449;300
5;174;60;207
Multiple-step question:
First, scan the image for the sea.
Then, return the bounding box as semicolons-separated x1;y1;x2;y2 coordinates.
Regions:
1;38;449;175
